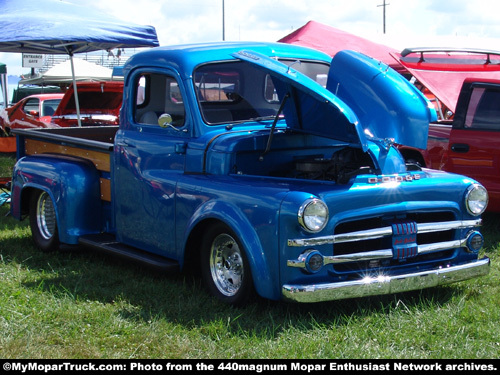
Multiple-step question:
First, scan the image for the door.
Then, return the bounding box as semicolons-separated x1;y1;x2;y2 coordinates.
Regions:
445;85;500;210
114;69;190;258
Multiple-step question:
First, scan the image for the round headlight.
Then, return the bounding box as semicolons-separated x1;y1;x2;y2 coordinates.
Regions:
465;184;489;216
298;198;329;232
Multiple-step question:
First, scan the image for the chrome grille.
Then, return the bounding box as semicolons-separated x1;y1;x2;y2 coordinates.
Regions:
287;212;482;273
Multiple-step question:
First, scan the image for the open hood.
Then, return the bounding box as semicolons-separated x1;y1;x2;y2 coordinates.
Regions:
234;49;436;151
327;50;436;150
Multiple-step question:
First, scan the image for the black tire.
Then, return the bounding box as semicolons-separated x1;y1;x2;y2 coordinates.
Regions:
200;223;254;306
29;190;60;252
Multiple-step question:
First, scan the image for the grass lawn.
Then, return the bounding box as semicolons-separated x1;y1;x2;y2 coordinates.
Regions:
0;153;499;359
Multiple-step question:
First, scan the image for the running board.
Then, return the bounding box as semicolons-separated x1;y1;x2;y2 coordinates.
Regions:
78;233;180;272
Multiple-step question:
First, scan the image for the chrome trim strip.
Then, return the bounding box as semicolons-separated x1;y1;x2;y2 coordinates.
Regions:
288;237;470;269
288;227;392;247
418;239;462;254
417;219;482;233
287;249;393;268
282;258;490;303
287;219;482;247
323;249;393;264
287;259;307;268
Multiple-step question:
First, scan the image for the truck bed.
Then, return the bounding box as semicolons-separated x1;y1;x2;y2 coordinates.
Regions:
13;126;117;201
12;126;117;149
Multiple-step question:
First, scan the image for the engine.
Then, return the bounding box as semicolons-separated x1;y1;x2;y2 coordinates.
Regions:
293;148;377;184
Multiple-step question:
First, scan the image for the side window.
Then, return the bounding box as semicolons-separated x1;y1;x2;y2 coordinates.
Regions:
23;98;40;116
264;75;279;103
134;73;185;128
466;87;500;130
136;76;146;106
41;99;60;117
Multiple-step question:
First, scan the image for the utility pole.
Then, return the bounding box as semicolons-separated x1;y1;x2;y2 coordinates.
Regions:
377;0;390;34
222;0;225;41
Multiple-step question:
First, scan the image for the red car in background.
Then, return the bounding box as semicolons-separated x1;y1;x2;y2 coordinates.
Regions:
1;93;64;152
0;93;64;132
1;82;123;152
51;81;123;127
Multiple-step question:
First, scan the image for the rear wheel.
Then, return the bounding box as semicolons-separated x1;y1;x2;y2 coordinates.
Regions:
29;190;60;252
201;223;254;306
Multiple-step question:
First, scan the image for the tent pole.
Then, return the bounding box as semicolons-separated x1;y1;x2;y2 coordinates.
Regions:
1;62;8;107
1;74;8;108
69;53;82;127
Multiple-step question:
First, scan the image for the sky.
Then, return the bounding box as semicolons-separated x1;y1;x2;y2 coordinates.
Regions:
2;0;500;77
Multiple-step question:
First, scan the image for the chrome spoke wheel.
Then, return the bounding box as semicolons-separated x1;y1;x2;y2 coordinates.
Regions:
201;223;254;305
30;190;59;252
209;233;244;297
36;192;57;240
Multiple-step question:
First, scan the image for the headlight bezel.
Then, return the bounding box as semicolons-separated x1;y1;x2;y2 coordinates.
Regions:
298;198;329;233
465;183;489;216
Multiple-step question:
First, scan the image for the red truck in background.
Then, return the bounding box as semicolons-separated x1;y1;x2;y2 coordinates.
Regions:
393;48;500;212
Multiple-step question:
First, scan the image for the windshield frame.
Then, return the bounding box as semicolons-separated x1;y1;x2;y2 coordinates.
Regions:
194;58;330;125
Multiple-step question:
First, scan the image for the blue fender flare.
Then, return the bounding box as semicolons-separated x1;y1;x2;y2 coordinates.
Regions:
11;155;103;245
182;198;281;301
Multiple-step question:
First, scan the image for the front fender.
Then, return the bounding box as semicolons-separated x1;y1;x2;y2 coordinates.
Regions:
11;155;102;244
182;198;280;300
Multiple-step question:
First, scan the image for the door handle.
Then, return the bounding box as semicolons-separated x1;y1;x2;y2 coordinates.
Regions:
175;142;187;154
451;143;469;153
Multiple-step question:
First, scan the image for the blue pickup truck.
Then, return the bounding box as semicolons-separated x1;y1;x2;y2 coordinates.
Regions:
10;42;490;305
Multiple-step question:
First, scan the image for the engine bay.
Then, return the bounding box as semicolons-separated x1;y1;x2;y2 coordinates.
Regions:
292;148;378;184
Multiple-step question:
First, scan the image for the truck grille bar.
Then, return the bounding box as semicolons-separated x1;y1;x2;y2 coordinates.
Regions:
288;238;471;267
287;218;482;270
287;219;481;247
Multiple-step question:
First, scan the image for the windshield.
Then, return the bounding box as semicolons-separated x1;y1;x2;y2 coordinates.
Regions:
194;59;329;125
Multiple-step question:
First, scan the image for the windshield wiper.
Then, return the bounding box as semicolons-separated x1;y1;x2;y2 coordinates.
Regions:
259;92;290;161
248;116;276;123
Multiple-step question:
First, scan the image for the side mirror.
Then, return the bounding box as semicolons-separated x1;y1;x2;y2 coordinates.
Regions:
158;113;173;128
158;113;187;132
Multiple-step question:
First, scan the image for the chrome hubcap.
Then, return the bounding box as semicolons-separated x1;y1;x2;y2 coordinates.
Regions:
209;233;244;297
36;192;56;240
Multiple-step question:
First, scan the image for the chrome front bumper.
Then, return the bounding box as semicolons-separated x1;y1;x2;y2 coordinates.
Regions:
282;257;490;303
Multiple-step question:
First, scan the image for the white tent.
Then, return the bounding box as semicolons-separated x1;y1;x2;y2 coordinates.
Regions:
20;58;113;85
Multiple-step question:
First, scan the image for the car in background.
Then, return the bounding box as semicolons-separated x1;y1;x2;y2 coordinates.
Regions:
0;93;64;133
51;81;123;127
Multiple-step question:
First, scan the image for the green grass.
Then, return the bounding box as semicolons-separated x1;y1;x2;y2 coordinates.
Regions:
0;155;499;359
0;152;15;179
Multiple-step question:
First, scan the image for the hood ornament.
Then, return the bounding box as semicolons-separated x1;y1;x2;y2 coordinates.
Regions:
371;137;395;151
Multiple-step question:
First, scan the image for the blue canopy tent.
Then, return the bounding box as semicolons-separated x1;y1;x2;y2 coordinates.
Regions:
0;0;159;125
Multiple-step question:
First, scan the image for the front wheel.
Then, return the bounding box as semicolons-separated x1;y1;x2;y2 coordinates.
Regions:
201;223;254;306
29;190;60;252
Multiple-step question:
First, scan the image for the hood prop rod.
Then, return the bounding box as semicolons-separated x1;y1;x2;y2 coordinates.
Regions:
259;92;290;161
